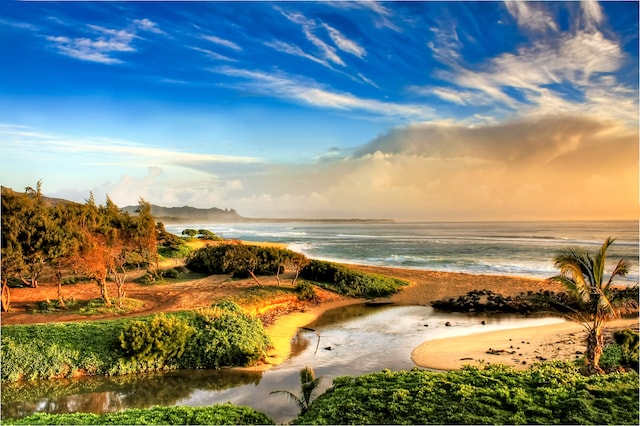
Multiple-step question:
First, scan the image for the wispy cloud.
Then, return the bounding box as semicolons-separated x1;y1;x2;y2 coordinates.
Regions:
202;34;242;51
212;66;434;120
0;125;264;165
505;1;558;33
422;3;635;125
45;18;164;64
322;23;366;58
191;46;236;62
278;8;346;67
264;40;334;69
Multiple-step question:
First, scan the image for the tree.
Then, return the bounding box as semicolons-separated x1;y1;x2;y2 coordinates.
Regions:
223;245;262;286
270;366;321;416
290;253;310;286
549;237;637;374
45;205;83;306
17;181;50;288
182;229;198;238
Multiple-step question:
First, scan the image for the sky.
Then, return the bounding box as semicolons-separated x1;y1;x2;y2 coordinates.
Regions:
0;0;638;221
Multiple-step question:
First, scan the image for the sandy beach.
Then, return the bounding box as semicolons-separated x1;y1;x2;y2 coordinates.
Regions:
411;317;639;370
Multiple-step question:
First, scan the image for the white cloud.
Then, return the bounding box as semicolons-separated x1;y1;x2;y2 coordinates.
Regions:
202;34;242;51
505;1;558;32
212;66;434;120
46;23;143;64
191;46;236;62
322;23;366;58
133;18;164;34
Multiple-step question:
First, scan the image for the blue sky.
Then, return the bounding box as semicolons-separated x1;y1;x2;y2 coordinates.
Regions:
1;1;638;220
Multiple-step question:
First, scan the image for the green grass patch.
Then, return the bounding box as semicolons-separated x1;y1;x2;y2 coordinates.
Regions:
1;302;269;382
294;363;640;425
300;260;408;298
3;404;273;425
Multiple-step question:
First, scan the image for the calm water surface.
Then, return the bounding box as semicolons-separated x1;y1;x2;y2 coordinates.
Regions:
2;304;564;423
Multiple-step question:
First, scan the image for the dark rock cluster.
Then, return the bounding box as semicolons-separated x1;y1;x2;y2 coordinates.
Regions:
430;289;578;315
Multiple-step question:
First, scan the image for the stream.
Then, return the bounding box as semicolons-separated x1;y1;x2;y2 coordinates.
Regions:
1;304;565;423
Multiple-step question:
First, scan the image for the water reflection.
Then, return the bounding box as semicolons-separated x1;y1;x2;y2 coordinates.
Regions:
1;369;262;420
1;304;564;424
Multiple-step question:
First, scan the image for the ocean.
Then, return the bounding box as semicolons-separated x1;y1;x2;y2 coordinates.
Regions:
166;220;639;285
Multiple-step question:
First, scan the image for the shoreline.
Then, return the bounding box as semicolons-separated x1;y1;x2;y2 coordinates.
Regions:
239;297;364;372
411;317;639;371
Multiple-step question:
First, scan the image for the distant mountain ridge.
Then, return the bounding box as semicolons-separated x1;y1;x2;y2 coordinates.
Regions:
121;204;245;223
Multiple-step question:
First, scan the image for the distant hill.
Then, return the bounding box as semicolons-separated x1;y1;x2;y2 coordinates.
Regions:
2;186;392;223
1;186;77;207
122;204;246;224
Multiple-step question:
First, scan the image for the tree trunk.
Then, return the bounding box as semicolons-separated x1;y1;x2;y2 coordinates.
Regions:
1;279;10;312
55;270;66;307
248;269;262;286
275;265;282;287
98;279;112;307
292;268;301;286
586;327;605;374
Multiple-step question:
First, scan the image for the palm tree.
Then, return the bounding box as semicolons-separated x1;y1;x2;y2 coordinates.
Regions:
270;366;321;415
550;237;637;374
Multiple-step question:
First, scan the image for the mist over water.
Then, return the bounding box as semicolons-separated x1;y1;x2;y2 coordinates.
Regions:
168;221;639;284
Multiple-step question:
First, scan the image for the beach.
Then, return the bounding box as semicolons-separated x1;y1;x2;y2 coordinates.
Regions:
411;317;639;371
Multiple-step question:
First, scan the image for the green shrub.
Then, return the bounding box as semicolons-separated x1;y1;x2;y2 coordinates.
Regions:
295;281;317;301
614;329;639;370
1;302;270;382
300;260;408;298
3;404;274;425
119;314;194;362
294;363;639;425
185;243;300;277
179;302;270;369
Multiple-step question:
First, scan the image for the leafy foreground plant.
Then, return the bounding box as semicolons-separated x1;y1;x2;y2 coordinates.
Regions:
270;366;321;415
294;363;639;425
1;301;269;382
3;404;273;425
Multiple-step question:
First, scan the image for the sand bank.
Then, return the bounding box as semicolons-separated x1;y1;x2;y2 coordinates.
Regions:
241;297;364;371
411;318;639;371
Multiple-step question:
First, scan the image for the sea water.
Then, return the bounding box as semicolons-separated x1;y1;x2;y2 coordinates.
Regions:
166;220;639;284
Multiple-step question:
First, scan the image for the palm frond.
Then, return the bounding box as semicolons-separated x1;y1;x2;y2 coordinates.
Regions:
550;274;589;304
269;390;305;412
604;258;630;290
593;238;614;287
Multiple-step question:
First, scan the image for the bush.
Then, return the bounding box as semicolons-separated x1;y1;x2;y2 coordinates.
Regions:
3;404;274;425
185;243;300;278
179;302;270;369
295;281;317;301
300;260;408;298
119;314;194;362
1;302;270;382
294;363;639;425
614;329;639;370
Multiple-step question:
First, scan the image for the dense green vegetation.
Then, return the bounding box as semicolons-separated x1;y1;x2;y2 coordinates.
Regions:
294;363;640;425
186;243;309;285
1;302;269;382
3;404;273;425
300;259;408;298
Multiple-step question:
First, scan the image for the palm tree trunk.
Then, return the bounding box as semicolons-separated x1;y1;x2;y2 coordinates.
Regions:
586;326;605;374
